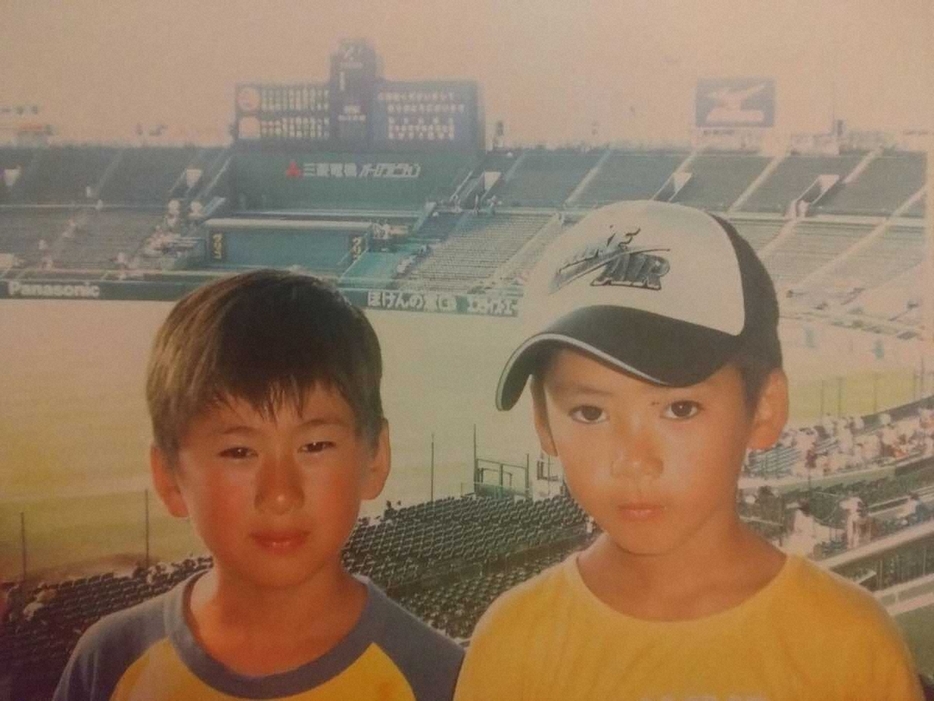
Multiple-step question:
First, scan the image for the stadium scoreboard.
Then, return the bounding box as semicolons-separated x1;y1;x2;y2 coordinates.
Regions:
234;39;482;151
371;82;475;146
236;85;331;141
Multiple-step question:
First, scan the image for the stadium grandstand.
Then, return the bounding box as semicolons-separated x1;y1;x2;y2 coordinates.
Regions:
3;143;927;310
3;37;934;700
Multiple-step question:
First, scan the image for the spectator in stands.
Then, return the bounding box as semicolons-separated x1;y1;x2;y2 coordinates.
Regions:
54;270;462;701
455;201;924;701
920;406;934;430
853;413;866;432
840;495;865;548
900;493;926;526
854;502;874;545
22;586;55;622
787;499;822;557
881;422;902;459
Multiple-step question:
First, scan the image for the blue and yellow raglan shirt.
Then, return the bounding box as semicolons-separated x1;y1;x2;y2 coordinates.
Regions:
53;576;463;701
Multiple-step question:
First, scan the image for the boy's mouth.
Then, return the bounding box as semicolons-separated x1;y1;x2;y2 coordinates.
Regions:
616;504;665;521
251;530;309;552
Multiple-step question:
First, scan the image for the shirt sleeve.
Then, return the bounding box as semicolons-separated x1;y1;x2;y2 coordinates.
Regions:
842;601;926;701
51;624;103;701
51;595;167;701
453;598;530;701
866;622;926;701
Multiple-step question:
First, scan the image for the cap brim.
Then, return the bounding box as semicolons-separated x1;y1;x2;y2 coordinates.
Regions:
495;305;741;410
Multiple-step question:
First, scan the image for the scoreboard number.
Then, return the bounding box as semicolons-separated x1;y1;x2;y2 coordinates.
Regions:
351;235;364;260
211;232;225;261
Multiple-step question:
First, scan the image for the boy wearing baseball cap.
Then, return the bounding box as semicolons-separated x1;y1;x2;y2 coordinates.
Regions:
454;201;923;700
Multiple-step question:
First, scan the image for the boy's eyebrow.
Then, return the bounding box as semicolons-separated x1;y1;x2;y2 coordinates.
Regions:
211;416;352;435
297;416;353;430
547;380;615;397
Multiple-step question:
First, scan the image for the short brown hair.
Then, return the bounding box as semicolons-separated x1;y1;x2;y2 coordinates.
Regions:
146;270;384;463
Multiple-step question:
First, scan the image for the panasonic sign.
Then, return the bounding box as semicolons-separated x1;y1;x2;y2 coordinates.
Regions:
7;281;102;299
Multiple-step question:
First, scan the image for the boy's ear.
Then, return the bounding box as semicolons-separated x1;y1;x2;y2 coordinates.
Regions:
748;369;790;451
531;378;558;457
150;444;189;518
361;419;391;500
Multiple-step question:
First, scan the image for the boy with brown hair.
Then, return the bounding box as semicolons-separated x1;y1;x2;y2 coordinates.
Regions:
55;270;463;701
454;201;922;700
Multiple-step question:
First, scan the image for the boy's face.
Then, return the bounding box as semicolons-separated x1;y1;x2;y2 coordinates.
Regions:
151;385;389;591
533;348;786;558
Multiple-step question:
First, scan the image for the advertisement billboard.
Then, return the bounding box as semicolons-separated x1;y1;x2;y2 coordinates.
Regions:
696;77;776;128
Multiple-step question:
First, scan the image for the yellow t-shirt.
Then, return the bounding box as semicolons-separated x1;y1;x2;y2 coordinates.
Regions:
454;554;923;701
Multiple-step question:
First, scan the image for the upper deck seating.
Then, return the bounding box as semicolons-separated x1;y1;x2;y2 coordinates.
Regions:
492;149;599;207
740;153;865;214
0;148;36;203
672;153;770;211
0;147;36;169
478;151;523;177
15;147;119;204
904;195;925;218
818;152;926;217
574;150;685;206
98;147;198;206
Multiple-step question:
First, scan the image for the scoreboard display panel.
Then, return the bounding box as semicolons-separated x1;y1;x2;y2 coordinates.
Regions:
235;83;331;142
370;81;480;150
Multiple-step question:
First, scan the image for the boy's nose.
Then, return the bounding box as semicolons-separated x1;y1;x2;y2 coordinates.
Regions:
609;431;663;481
255;456;305;513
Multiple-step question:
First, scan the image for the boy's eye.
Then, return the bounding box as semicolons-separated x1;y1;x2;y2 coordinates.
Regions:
663;400;700;419
299;441;335;454
569;405;607;424
218;446;255;459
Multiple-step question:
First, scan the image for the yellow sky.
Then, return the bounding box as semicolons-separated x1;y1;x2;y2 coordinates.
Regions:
0;0;931;144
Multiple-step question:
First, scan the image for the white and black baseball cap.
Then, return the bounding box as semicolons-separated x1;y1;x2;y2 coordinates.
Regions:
495;200;780;410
